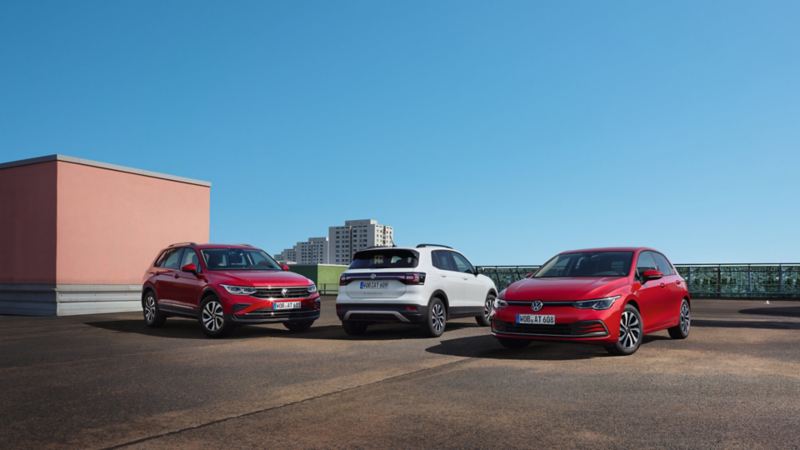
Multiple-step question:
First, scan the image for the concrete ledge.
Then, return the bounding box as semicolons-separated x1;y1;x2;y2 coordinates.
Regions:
0;284;142;316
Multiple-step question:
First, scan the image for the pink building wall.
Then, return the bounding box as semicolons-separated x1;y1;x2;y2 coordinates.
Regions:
0;161;58;284
0;155;211;315
57;161;210;284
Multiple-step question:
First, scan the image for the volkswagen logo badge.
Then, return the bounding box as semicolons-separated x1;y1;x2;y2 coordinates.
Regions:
531;300;543;312
370;273;377;280
281;288;289;297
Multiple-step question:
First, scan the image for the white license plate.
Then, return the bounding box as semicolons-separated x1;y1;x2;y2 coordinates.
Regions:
359;281;389;289
517;314;556;325
273;301;301;311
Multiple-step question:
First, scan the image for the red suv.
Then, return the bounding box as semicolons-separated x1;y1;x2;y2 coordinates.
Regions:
141;243;320;337
491;247;690;355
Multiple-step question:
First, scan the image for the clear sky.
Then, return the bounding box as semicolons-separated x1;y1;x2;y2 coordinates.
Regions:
1;0;798;264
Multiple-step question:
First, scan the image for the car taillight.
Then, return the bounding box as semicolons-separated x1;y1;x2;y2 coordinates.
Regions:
339;274;349;286
400;272;426;285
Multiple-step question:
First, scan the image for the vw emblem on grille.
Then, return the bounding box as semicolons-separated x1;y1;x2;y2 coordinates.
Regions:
281;288;289;297
531;300;543;312
370;273;377;280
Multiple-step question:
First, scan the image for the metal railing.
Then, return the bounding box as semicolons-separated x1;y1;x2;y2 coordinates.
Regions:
476;264;800;299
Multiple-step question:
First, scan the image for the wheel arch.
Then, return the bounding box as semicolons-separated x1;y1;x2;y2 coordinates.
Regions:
430;290;449;311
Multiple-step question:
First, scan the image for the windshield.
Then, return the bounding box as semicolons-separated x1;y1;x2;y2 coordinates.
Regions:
534;251;633;278
201;248;282;271
350;249;419;269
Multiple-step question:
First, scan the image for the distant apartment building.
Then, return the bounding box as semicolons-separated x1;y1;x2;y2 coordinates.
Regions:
276;237;329;265
275;247;297;264
328;219;394;265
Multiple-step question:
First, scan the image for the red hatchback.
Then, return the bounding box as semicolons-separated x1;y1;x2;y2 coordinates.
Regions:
142;243;320;337
490;247;690;355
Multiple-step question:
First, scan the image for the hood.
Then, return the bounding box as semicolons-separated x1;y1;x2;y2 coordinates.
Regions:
211;270;312;287
503;277;629;301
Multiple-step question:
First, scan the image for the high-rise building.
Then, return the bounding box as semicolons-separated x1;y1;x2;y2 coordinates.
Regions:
328;219;394;265
275;237;329;265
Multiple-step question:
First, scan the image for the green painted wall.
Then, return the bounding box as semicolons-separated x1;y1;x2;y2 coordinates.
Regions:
288;264;347;295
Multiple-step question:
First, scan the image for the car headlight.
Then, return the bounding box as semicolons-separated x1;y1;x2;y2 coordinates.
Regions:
574;295;620;310
221;285;257;296
493;290;508;309
307;283;317;294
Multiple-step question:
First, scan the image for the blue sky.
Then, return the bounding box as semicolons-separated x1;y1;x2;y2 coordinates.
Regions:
1;0;798;264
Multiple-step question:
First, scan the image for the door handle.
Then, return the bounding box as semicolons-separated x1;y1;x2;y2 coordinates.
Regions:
441;275;447;278
174;273;180;279
675;280;681;285
659;282;666;288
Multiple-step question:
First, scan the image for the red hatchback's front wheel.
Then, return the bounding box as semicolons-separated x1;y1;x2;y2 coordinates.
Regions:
607;304;643;356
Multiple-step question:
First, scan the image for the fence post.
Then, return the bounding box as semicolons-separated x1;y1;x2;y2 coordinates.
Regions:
717;265;721;298
747;264;752;298
778;264;783;297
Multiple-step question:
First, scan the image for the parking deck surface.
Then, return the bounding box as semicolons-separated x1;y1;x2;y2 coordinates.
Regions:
1;298;799;449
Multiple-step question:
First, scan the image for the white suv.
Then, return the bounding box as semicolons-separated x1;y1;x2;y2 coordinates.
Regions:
336;244;498;337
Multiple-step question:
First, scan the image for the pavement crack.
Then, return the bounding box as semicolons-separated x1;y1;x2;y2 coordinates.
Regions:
104;357;469;449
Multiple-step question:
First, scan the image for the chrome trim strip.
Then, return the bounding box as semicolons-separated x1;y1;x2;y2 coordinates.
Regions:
491;330;608;338
344;310;410;323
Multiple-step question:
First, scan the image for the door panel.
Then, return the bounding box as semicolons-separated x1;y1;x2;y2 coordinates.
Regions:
652;253;683;328
451;252;484;308
172;248;205;311
154;248;186;310
431;251;470;307
635;251;665;332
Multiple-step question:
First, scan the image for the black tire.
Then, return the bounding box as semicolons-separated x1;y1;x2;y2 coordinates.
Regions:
142;290;166;328
199;295;232;338
421;297;447;337
497;338;531;349
284;320;314;332
606;304;643;356
342;320;368;336
668;299;691;339
475;292;495;326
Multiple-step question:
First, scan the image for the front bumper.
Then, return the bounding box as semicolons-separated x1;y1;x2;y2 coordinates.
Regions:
490;303;618;342
229;294;321;324
336;303;428;324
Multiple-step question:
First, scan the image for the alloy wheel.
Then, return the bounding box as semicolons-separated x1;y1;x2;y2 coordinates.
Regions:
618;310;641;350
431;302;446;333
202;300;225;332
680;301;691;335
144;294;156;323
484;295;495;322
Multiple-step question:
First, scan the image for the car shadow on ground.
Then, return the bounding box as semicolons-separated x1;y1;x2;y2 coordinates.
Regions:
84;318;483;341
692;319;800;330
424;334;669;361
738;306;800;318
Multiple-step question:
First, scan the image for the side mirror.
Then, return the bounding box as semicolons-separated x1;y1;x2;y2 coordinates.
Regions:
281;263;290;271
181;263;198;274
641;269;663;282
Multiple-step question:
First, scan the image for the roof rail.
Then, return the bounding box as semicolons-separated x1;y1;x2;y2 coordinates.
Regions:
416;243;452;249
239;243;254;247
168;242;196;247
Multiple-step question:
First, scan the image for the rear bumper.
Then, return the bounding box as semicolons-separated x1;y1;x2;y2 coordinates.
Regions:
336;303;427;324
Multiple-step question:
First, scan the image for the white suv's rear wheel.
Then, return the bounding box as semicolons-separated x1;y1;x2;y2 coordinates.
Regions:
421;297;447;337
475;292;494;326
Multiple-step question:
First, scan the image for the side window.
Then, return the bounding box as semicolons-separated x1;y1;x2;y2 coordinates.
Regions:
636;252;658;276
180;249;200;270
159;248;184;270
652;253;675;275
431;250;456;271
451;252;475;274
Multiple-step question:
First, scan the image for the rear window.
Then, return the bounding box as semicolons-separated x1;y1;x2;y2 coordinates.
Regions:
349;249;419;269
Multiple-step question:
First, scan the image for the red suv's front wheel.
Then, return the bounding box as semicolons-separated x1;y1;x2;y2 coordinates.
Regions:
200;295;232;338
